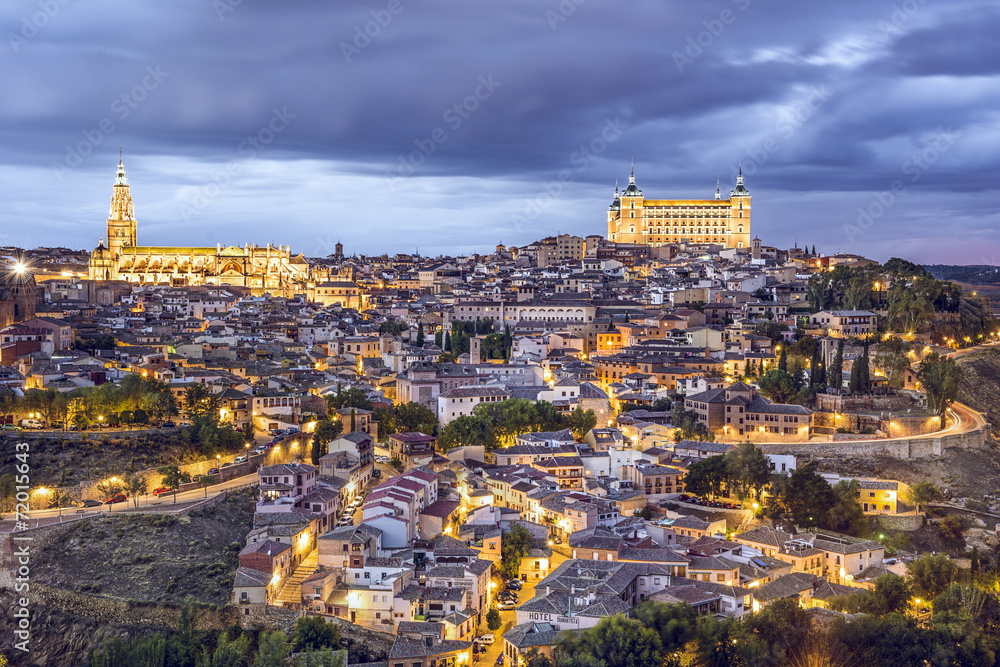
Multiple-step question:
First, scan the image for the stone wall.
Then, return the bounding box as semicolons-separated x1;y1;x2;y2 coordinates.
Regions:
876;514;925;532
758;427;988;460
815;392;925;413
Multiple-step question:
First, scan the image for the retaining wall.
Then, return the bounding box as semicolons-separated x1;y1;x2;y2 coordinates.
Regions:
758;427;988;460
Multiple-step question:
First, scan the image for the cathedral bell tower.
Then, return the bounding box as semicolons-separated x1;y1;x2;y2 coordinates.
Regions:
107;154;137;259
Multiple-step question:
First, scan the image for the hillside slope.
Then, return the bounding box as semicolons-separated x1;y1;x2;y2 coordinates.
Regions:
33;490;255;605
955;347;1000;437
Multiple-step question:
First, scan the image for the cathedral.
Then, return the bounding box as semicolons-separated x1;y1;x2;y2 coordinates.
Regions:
89;158;311;294
607;167;751;250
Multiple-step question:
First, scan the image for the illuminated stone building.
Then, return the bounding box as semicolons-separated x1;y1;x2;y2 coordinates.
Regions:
607;167;751;249
89;158;310;294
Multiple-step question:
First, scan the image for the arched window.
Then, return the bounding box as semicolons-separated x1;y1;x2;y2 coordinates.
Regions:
738;225;743;233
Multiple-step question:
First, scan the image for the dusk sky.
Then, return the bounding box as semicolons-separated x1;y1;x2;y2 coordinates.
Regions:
1;0;997;263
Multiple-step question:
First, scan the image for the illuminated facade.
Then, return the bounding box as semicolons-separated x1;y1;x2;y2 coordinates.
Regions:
607;167;751;249
89;158;310;293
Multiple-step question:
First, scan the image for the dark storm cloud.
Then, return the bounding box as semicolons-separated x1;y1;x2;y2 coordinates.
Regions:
0;0;997;262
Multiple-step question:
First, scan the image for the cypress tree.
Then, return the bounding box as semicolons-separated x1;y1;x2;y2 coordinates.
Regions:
778;347;787;372
350;408;356;433
444;331;451;352
416;322;424;347
848;354;860;394
830;339;844;394
434;329;442;348
859;339;871;393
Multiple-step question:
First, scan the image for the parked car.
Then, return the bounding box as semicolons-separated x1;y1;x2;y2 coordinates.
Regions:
497;600;516;611
498;592;517;603
19;418;44;429
678;494;690;501
1;424;23;431
505;579;523;590
233;456;248;464
287;427;300;434
371;469;381;479
152;487;173;496
552;536;563;545
82;499;102;507
221;462;235;469
161;420;176;428
474;635;494;645
105;493;127;504
208;467;220;475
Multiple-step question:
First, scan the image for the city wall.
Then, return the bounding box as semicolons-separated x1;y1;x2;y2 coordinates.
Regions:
758;427;988;460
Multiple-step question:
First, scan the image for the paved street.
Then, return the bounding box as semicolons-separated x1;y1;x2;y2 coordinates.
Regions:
476;547;569;666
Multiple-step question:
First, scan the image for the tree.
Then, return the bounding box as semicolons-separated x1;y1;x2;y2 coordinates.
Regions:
826;479;866;536
95;477;125;511
568;406;597;440
873;573;913;615
157;465;186;504
254;631;291;667
199;474;218;497
632;602;697;661
415;322;424;347
907;553;960;600
500;523;533;580
394;402;437;434
724;442;771;503
437;415;494;451
757;369;797;404
742;598;813;664
809;344;825;387
486;607;502;631
327;386;373;412
123;473;148;509
311;419;343;465
443;330;451;352
292;616;341;653
905;481;941;514
918;353;964;429
670;406;710;443
555;614;662;667
784;463;837;528
829;338;844;393
777;346;787;372
684;455;728;501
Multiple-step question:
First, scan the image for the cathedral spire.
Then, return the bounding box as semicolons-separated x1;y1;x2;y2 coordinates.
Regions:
715;177;721;200
115;151;128;186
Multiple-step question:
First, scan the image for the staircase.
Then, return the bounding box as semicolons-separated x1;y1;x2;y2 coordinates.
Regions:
275;550;319;607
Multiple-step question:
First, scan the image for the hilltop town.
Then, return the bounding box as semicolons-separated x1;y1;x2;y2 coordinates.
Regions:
2;166;999;665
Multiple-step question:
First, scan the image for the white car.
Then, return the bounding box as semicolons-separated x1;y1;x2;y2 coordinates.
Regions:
497;600;516;610
474;635;494;645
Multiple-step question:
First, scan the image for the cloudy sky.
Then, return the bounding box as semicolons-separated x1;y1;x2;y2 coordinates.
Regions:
0;0;997;263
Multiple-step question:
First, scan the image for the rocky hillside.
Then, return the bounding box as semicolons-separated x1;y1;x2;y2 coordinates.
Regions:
955;347;1000;437
0;431;200;489
32;490;255;605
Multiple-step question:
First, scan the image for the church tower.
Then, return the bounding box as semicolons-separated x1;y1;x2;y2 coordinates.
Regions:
729;164;751;250
106;154;137;259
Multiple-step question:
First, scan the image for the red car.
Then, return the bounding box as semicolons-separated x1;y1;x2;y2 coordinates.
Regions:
153;487;173;496
106;493;127;504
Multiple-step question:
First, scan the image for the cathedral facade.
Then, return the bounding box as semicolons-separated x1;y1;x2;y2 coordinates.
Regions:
607;168;751;250
89;159;311;293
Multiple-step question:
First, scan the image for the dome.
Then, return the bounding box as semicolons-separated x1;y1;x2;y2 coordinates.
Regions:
91;240;112;261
